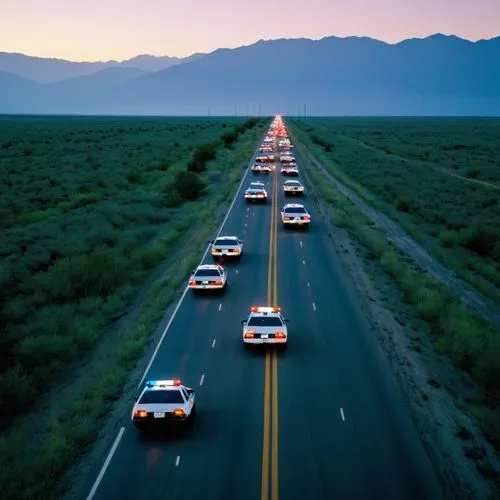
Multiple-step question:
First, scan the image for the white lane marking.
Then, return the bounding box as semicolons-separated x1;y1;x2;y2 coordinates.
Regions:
218;303;222;311
86;427;125;500
175;455;180;467
236;269;239;274
312;302;316;311
300;241;303;248
307;282;310;287
137;135;260;390
340;408;345;421
245;223;247;227
302;260;306;265
212;339;216;348
243;230;246;234
200;374;205;386
246;213;249;218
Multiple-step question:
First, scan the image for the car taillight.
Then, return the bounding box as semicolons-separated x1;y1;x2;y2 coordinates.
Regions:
284;216;291;221
275;331;286;338
189;280;196;286
173;408;185;417
303;215;311;221
233;248;241;253
134;409;147;418
244;331;255;339
214;280;223;285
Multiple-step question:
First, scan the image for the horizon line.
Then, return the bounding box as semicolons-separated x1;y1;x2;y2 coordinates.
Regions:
2;31;499;64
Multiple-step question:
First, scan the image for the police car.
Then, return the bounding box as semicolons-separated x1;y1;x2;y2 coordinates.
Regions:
188;264;227;291
283;179;304;195
251;163;272;173
281;203;311;228
211;235;243;260
242;306;289;346
245;184;267;202
132;379;195;430
281;164;299;176
280;154;296;163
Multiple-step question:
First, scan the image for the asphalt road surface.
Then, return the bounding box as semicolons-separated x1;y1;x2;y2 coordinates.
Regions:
86;129;443;500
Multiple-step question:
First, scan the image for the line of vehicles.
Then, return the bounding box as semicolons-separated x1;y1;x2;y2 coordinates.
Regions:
132;116;309;431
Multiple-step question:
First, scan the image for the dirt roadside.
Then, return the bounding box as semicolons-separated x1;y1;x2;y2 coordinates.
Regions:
295;134;500;327
294;134;500;500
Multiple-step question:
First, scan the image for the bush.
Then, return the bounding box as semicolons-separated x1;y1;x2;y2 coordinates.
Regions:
194;143;217;163
222;132;238;147
173;171;205;201
459;225;498;256
396;198;411;212
187;142;218;172
38;251;128;301
438;230;459;247
17;334;77;369
131;245;165;270
163;190;183;208
187;158;206;172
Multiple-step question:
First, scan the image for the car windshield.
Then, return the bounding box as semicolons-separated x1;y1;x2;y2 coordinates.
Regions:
194;269;220;277
139;389;184;404
286;182;300;186
248;316;283;327
214;238;238;246
284;206;307;214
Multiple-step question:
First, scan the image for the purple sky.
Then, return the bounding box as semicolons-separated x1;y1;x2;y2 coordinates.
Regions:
2;0;499;61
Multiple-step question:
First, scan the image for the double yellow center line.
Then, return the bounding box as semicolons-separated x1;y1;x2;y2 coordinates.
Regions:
261;166;279;500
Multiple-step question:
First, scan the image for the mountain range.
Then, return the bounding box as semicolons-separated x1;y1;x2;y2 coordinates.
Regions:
1;34;500;115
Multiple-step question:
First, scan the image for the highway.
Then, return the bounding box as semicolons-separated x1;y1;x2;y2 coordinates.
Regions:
86;118;443;500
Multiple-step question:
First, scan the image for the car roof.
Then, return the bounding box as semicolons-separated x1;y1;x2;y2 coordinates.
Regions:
196;264;223;270
284;180;301;184
215;235;239;241
284;203;305;208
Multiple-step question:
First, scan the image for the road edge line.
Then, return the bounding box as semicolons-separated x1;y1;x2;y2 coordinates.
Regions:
86;426;125;500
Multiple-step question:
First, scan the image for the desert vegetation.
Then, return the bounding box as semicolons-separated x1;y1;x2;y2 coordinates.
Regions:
293;117;500;304
0;115;266;499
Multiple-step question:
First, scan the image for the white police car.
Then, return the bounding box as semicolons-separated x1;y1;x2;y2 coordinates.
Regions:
281;203;311;228
242;306;289;346
283;179;304;195
132;379;195;430
188;264;227;291
245;184;268;202
211;235;243;260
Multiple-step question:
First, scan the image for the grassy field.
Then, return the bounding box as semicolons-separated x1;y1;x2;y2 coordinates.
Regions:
291;118;500;304
290;123;500;472
0;115;267;499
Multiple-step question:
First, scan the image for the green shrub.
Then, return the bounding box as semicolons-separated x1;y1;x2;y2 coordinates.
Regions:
396;198;411;212
222;131;238;147
173;171;205;201
163;190;183;208
438;230;459;247
17;334;77;369
0;366;36;418
38;250;128;301
125;170;141;183
187;158;206;172
131;245;165;270
459;225;498;256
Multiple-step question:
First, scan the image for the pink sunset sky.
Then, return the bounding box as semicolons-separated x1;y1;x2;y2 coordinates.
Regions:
2;0;499;61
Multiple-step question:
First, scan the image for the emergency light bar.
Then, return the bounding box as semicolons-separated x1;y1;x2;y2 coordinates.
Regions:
251;306;281;313
146;379;181;387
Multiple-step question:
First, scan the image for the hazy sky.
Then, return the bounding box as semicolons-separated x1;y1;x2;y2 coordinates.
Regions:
2;0;499;61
